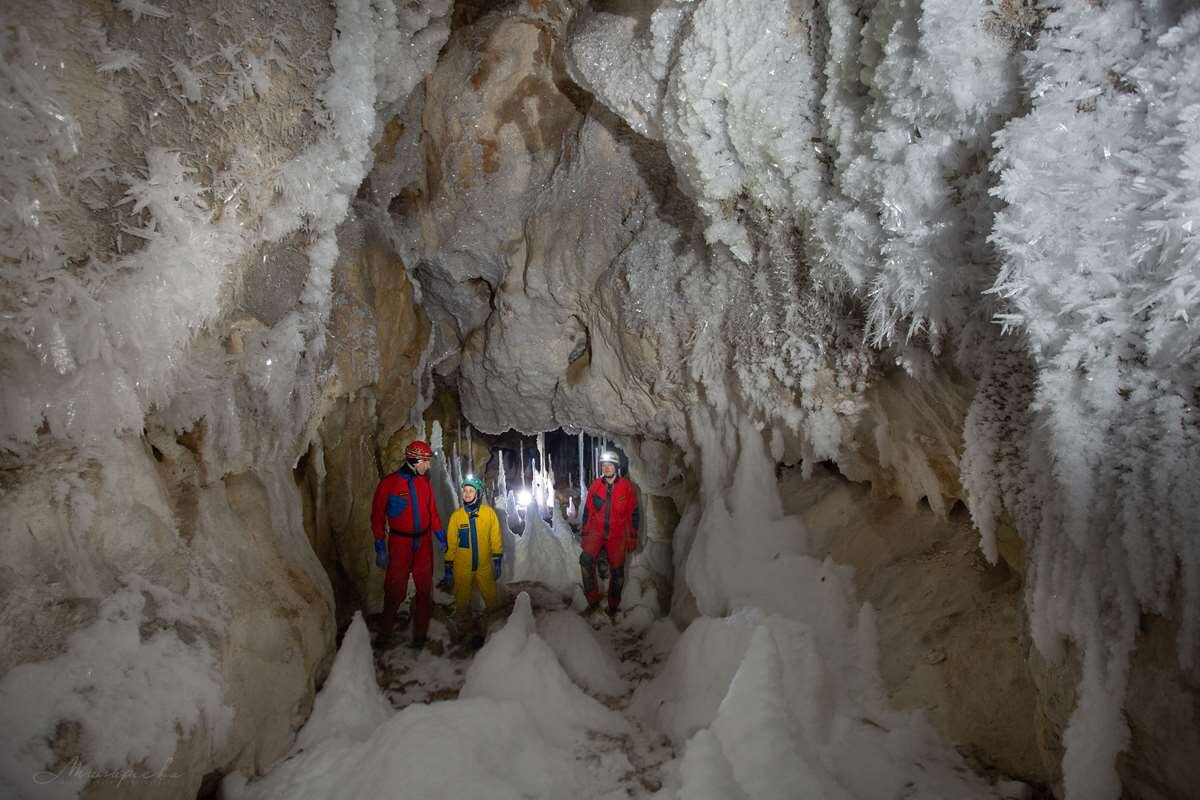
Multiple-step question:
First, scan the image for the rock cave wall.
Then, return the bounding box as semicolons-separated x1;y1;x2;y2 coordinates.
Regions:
2;1;1198;799
373;1;1200;797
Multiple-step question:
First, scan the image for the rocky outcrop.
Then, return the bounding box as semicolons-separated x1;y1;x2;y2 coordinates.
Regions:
385;2;697;444
786;466;1045;784
305;219;432;614
0;434;335;799
787;459;1200;799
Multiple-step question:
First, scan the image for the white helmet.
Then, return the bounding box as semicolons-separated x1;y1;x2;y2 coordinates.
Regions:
599;451;620;466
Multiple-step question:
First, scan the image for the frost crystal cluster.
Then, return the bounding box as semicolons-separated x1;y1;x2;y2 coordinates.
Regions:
560;2;1199;798
3;0;1199;798
1;0;449;794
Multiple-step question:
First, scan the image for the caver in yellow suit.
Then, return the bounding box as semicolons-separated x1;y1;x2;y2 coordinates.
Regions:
443;477;503;618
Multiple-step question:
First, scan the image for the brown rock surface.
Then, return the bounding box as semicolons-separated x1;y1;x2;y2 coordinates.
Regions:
787;465;1046;785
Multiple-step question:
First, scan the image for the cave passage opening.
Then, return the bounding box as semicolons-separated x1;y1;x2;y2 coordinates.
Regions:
436;418;631;523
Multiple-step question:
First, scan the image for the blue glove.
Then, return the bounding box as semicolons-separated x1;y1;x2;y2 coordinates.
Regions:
435;528;447;551
444;562;453;584
374;539;389;569
492;555;502;579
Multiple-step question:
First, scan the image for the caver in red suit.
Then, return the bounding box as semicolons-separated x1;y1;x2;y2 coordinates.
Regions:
580;452;640;614
371;441;444;647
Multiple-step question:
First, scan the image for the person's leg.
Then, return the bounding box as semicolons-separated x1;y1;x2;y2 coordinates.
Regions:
452;559;472;618
457;570;488;646
410;535;434;641
477;563;497;611
579;531;604;608
605;535;628;613
382;536;413;635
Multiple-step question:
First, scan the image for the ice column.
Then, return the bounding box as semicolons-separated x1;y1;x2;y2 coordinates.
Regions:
578;431;586;516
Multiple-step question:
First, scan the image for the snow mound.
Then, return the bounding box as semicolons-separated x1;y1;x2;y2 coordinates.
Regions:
672;727;748;800
291;612;391;751
631;612;759;745
537;610;628;697
506;502;582;593
0;582;231;799
710;626;846;799
228;594;632;800
462;593;628;742
642;612;1011;800
228;697;584;800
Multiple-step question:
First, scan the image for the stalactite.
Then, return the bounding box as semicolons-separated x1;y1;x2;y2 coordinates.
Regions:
578;431;586;513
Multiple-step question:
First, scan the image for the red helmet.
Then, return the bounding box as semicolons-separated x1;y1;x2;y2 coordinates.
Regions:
404;440;433;461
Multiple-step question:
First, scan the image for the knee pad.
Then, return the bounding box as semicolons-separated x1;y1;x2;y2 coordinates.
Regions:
580;552;594;569
608;564;626;604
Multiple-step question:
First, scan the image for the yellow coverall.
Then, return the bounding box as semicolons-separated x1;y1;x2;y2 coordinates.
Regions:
444;503;502;617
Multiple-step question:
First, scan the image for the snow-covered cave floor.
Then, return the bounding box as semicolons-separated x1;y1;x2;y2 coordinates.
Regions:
371;581;678;797
225;571;1032;800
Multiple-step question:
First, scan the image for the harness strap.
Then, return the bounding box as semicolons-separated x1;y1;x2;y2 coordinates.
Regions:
603;480;613;538
468;512;480;571
402;473;422;552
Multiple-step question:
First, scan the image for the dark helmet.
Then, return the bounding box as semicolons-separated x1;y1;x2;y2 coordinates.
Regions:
405;440;434;461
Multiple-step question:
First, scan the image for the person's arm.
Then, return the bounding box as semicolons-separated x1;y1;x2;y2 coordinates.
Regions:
488;507;502;556
371;476;389;540
371;477;390;568
428;479;445;545
488;507;503;578
445;510;462;562
627;483;640;552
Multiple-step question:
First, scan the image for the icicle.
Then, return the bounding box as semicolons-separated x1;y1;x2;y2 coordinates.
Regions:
537;431;546;479
519;439;525;488
578;431;586;514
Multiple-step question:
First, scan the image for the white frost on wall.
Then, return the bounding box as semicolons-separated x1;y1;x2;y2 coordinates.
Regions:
967;5;1200;799
571;3;1200;797
2;0;450;469
572;0;825;262
0;582;232;799
0;0;451;792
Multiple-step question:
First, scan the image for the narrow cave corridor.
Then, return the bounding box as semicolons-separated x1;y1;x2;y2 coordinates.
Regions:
3;1;1199;800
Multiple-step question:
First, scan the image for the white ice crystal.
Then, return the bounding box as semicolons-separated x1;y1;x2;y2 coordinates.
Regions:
116;0;171;24
0;583;232;796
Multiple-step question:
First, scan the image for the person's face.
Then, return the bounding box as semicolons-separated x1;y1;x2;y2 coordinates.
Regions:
414;457;431;476
601;462;616;479
462;485;478;504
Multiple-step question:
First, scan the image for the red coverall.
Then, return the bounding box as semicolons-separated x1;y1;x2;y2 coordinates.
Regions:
371;465;444;637
580;475;639;612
